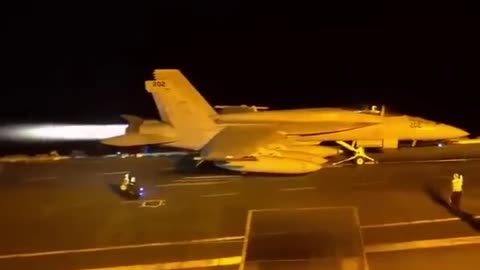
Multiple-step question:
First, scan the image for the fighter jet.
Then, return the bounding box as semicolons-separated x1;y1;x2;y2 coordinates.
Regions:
102;69;469;174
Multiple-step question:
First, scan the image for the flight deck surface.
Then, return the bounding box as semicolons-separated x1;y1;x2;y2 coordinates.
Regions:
1;146;480;269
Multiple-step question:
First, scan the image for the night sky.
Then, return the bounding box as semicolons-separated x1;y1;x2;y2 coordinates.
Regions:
4;2;479;134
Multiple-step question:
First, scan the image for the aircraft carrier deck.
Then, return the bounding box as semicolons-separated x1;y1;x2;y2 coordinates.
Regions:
1;144;480;269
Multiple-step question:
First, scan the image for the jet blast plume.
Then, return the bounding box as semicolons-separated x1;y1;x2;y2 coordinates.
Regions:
0;124;127;141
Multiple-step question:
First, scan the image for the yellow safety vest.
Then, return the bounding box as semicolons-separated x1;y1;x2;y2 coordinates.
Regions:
452;177;463;192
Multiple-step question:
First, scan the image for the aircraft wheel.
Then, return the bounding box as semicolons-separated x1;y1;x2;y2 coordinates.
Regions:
355;157;365;165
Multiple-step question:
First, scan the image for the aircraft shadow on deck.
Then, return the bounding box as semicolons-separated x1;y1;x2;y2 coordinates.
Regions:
173;154;237;175
173;154;311;178
423;184;480;231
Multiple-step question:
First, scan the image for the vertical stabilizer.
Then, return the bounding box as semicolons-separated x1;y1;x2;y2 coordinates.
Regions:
145;69;218;131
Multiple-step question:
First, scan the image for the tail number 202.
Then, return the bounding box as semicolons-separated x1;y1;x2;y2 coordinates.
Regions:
153;80;166;87
410;120;422;128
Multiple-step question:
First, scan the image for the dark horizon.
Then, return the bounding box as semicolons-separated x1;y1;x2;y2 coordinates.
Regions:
3;2;478;134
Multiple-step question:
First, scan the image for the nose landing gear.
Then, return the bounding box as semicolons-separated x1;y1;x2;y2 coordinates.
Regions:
332;141;376;166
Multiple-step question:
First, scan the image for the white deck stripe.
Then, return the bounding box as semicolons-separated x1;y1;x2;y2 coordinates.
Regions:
98;171;129;175
361;215;480;229
365;236;480;253
80;256;242;270
79;235;480;269
201;193;238;198
26;176;57;181
0;236;244;260
183;175;240;179
279;187;317;191
3;214;480;262
156;181;232;187
74;236;480;269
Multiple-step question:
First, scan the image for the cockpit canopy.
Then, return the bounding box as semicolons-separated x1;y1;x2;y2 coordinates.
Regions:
344;105;405;117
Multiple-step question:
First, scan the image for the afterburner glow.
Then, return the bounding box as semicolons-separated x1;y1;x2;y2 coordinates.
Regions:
0;124;127;141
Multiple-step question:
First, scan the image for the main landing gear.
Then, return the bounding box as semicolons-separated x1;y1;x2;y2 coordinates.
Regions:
332;141;376;166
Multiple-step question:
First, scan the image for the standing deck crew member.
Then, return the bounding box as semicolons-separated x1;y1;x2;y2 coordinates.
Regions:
450;173;463;210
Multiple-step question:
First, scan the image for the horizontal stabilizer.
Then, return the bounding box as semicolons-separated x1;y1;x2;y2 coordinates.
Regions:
120;114;144;133
101;134;176;147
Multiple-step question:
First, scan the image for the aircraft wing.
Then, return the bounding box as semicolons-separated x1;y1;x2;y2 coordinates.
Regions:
200;126;283;160
121;114;143;133
200;122;377;161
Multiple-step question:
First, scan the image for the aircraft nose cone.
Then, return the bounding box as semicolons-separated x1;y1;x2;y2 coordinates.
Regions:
445;125;470;138
455;128;470;138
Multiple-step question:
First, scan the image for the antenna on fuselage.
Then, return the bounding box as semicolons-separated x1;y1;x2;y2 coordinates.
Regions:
380;105;385;116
